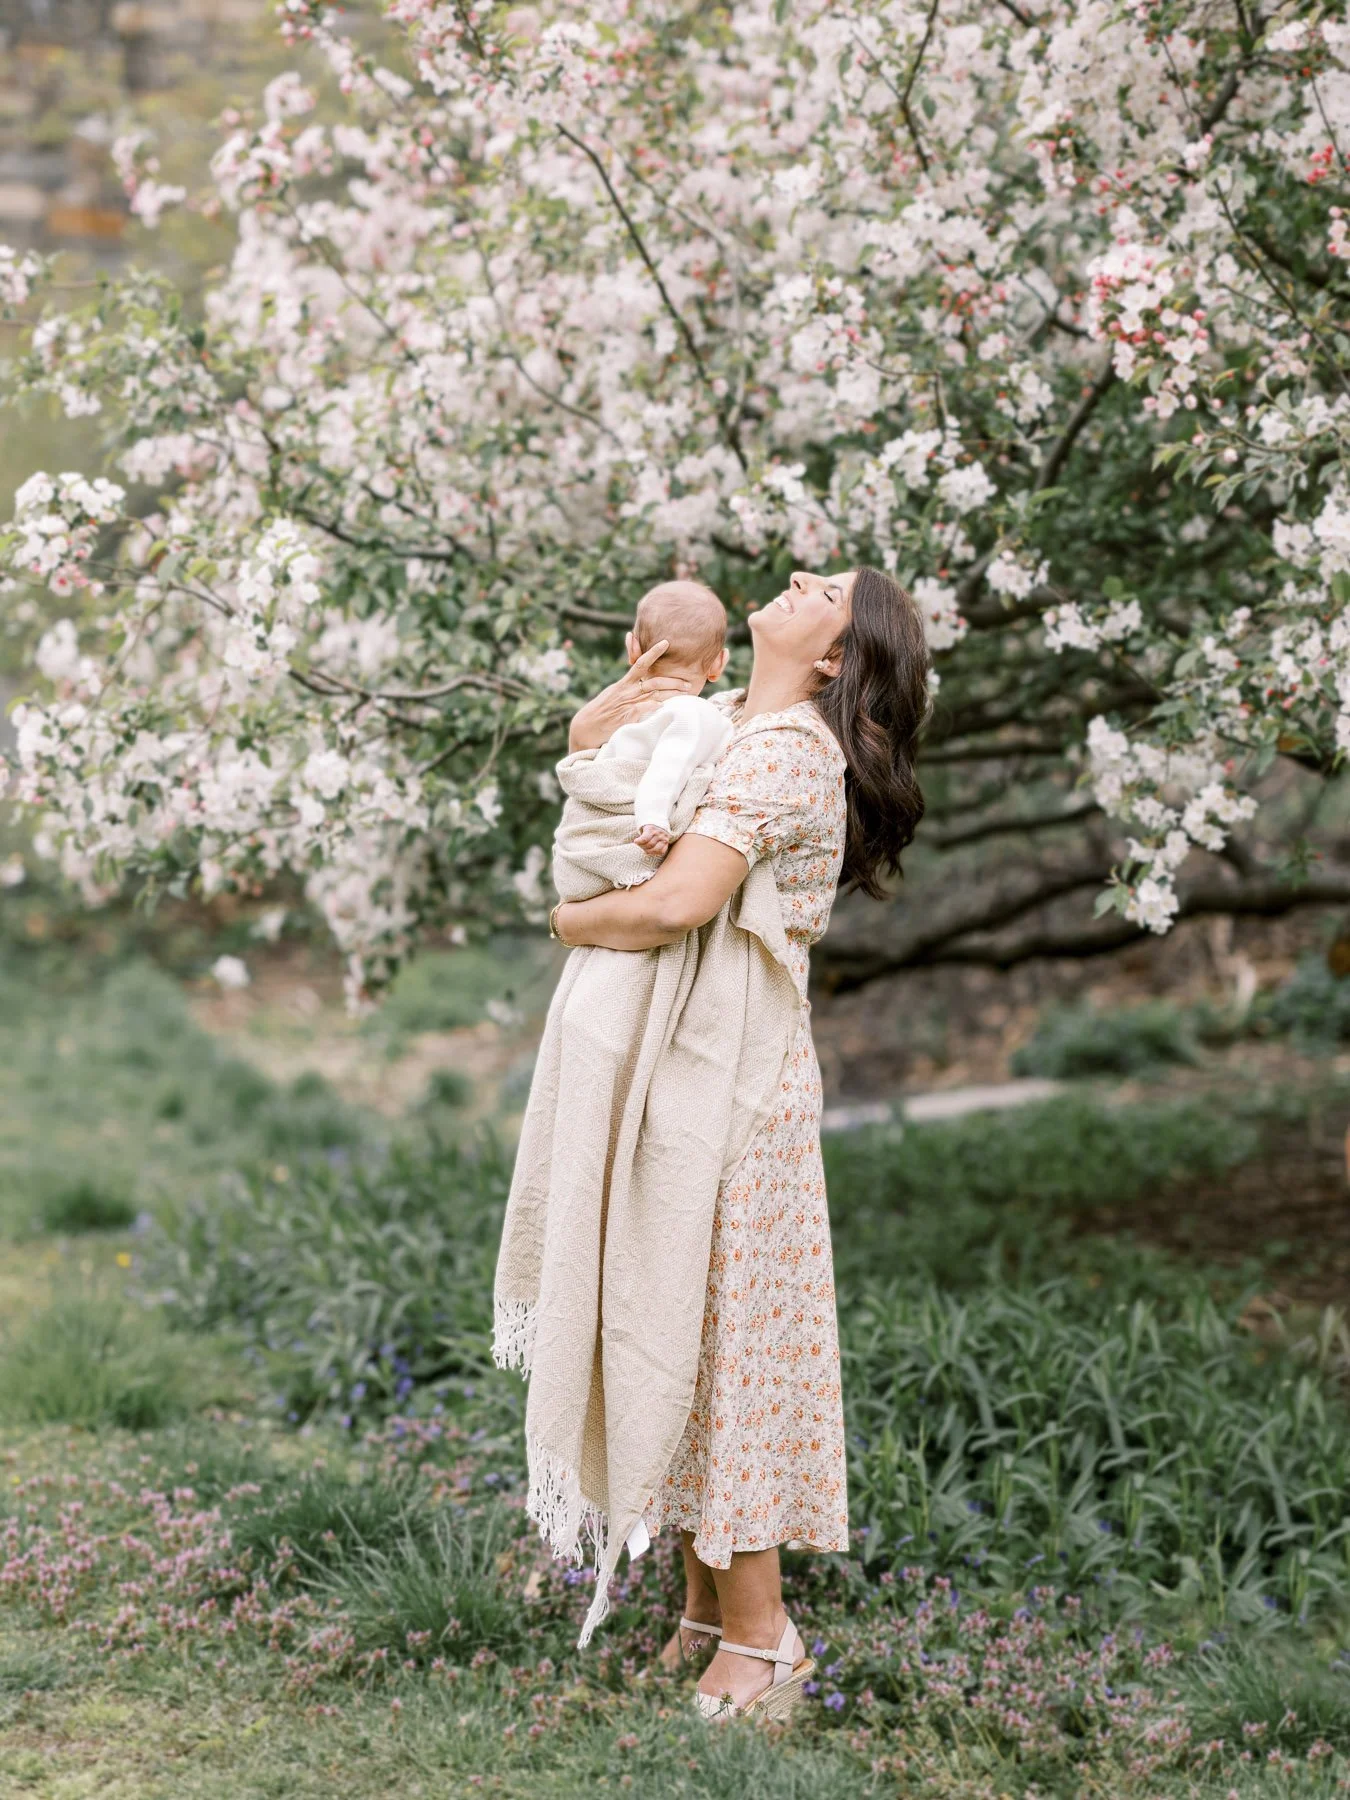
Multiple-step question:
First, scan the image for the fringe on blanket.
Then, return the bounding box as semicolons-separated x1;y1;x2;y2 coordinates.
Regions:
494;1305;616;1645
491;1296;537;1374
523;1432;615;1648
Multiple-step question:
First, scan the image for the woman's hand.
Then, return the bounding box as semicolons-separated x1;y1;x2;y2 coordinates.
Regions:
568;640;691;753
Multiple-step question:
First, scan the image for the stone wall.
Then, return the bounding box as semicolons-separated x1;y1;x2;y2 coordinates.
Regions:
0;0;267;259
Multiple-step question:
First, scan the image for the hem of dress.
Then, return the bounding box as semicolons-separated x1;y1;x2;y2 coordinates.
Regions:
645;1505;850;1570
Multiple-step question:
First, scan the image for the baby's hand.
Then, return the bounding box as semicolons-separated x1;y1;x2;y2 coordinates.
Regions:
634;823;672;859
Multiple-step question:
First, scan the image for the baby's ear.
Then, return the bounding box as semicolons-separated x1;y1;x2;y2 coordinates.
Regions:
625;630;641;666
709;647;730;680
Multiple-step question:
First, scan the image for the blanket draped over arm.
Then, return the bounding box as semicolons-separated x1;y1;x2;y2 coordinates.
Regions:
493;747;801;1646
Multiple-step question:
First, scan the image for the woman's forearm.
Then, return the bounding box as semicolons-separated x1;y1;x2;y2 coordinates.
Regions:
557;834;750;952
557;886;686;951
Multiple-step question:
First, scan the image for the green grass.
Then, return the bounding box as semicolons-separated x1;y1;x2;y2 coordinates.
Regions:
224;1464;436;1572
148;1134;509;1419
1264;951;1350;1047
314;1503;538;1664
843;1281;1350;1621
0;958;366;1239
0;1288;201;1430
363;938;561;1049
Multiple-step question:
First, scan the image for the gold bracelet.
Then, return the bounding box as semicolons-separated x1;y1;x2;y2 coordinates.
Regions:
548;902;565;944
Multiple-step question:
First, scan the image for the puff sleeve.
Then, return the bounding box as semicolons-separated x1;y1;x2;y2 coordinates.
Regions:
687;720;829;870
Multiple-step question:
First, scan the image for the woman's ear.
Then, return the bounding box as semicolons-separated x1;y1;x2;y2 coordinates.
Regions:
813;652;843;680
625;630;641;666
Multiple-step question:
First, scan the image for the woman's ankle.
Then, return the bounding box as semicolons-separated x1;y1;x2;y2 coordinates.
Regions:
683;1586;721;1625
718;1602;788;1646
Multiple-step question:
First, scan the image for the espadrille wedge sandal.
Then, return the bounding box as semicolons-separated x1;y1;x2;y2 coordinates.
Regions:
693;1617;815;1723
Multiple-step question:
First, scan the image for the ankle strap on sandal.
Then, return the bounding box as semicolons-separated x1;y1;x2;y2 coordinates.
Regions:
680;1617;723;1637
714;1618;799;1685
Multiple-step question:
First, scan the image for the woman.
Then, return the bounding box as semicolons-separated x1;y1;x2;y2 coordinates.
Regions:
555;565;930;1719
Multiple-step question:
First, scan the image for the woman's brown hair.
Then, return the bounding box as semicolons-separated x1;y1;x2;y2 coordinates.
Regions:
813;565;930;898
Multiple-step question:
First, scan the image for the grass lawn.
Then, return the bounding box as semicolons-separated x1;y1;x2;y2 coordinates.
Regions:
5;952;1350;1795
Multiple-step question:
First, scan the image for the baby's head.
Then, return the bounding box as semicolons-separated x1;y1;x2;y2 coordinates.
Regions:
626;580;729;691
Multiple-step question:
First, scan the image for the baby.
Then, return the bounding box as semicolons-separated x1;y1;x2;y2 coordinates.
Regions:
550;580;734;905
600;579;733;861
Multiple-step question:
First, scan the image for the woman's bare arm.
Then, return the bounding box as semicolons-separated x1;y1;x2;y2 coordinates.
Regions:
556;833;750;950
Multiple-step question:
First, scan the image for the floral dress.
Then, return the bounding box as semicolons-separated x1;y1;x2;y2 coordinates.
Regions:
648;697;850;1567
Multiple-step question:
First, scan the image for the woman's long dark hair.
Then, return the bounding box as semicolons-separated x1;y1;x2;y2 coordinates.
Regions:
813;566;930;898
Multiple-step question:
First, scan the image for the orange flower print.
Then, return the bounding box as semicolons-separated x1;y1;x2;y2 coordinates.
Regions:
650;701;850;1569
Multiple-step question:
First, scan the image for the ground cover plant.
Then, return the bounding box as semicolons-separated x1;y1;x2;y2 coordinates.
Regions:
4;949;1350;1794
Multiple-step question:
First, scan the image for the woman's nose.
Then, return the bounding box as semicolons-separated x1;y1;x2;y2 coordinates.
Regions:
789;572;807;594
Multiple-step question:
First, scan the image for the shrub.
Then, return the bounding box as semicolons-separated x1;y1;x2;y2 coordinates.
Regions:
0;1291;197;1430
1012;1000;1200;1078
824;1095;1253;1289
420;1068;473;1111
226;1466;436;1573
315;1503;535;1663
1264;953;1350;1047
1180;1642;1350;1757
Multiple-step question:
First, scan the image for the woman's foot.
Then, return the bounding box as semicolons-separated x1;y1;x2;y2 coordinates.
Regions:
695;1609;806;1714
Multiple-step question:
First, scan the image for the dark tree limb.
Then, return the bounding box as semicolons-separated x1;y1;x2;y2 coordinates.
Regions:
929;800;1100;851
1033;356;1116;493
953;360;1114;620
817;868;1350;990
559;600;751;644
898;0;943;176
922;735;1068;763
559;603;636;631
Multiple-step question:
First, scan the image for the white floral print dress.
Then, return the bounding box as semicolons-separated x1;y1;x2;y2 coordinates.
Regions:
648;696;850;1567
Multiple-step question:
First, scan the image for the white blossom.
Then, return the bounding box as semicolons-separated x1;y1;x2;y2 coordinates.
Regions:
211;954;251;990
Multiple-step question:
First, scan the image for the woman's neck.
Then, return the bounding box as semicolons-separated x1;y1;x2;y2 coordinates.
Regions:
741;661;813;721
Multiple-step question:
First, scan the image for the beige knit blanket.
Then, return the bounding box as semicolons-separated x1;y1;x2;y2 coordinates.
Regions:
494;746;801;1645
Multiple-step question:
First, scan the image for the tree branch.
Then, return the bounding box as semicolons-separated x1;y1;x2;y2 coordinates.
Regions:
1035;356;1117;493
556;124;744;466
922;735;1068;763
929;799;1100;851
899;0;943;176
817;868;1350;990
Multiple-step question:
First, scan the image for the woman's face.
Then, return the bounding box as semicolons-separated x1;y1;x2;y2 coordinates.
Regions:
749;569;855;668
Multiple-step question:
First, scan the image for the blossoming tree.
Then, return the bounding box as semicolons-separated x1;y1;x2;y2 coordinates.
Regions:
2;0;1349;1002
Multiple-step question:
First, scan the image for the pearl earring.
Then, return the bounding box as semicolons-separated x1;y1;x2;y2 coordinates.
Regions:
813;658;831;673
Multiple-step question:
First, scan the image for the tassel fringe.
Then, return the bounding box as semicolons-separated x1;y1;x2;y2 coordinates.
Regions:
492;1296;537;1374
522;1432;615;1649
